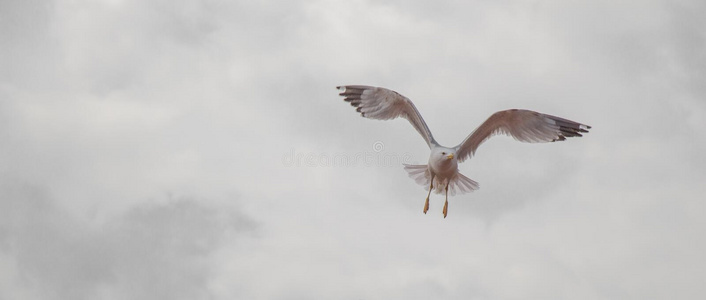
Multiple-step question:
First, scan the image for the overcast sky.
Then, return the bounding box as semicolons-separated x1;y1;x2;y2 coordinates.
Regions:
2;0;705;299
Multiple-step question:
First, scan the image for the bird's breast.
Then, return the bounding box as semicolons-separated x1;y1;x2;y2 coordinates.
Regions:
429;159;458;179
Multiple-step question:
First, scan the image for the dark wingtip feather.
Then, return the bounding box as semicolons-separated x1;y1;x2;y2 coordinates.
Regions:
559;126;585;138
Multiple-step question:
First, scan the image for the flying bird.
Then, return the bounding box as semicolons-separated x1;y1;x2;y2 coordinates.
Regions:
336;85;591;218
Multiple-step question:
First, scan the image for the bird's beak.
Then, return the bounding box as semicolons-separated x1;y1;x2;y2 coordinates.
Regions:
447;153;454;160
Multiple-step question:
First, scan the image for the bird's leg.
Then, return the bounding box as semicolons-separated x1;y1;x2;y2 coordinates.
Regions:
443;184;449;218
424;175;434;214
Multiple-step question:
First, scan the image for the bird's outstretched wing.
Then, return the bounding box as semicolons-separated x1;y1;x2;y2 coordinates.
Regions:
337;85;437;148
455;109;591;162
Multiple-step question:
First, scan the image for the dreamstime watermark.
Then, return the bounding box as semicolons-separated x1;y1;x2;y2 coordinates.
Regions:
282;141;413;167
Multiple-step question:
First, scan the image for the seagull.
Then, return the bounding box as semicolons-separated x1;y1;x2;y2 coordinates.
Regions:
336;85;591;218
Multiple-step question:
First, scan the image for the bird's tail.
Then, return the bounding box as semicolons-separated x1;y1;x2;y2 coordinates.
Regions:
403;164;479;196
403;164;430;187
448;172;480;196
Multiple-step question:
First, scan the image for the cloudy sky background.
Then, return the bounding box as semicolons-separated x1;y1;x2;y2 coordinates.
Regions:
2;0;705;299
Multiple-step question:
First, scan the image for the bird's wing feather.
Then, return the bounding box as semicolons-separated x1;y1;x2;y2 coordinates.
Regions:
455;109;591;162
337;85;437;148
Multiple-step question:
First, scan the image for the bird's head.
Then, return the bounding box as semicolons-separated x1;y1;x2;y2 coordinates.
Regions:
434;148;456;162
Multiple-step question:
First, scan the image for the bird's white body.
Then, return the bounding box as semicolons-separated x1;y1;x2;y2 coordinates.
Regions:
336;85;590;218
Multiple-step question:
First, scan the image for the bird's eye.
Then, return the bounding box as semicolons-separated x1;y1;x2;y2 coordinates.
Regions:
442;152;446;155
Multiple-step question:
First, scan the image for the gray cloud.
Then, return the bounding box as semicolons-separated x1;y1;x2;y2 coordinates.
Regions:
2;0;706;299
0;178;256;300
